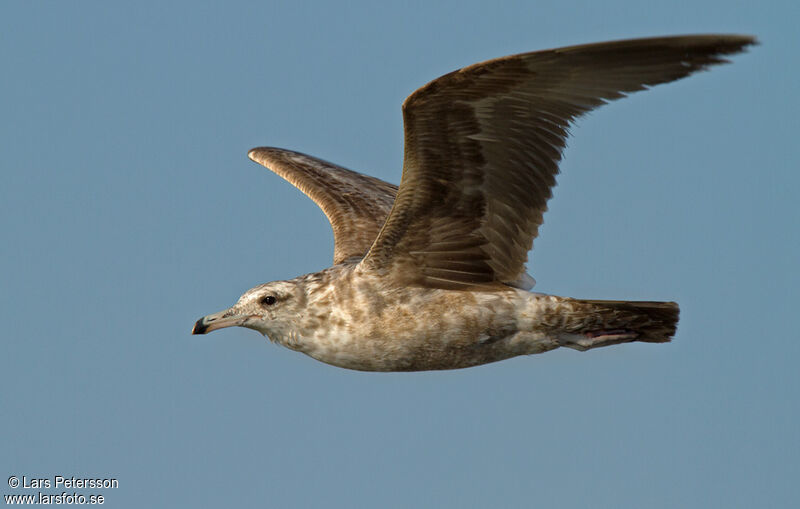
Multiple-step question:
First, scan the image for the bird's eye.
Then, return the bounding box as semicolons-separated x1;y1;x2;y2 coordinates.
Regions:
260;295;277;306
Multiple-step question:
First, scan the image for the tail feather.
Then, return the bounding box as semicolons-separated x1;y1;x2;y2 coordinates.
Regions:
580;299;680;343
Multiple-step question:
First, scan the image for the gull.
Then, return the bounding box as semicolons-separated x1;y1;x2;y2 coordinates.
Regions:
192;35;754;371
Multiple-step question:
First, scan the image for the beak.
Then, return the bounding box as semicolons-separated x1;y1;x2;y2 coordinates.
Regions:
192;309;253;335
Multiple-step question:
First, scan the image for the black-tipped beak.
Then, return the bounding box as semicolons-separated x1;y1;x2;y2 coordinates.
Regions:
192;318;209;335
191;309;252;335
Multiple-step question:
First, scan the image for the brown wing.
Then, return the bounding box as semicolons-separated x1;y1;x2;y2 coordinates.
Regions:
361;34;756;289
248;148;398;264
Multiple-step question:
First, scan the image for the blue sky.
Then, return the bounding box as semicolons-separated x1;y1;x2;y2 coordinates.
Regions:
2;1;797;507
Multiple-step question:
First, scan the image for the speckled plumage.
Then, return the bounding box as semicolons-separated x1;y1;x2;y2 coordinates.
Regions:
192;35;754;371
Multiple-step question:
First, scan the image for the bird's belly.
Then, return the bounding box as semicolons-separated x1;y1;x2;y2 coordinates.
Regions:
291;286;561;371
297;319;557;372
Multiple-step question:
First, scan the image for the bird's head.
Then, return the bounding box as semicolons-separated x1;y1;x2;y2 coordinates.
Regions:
192;280;305;340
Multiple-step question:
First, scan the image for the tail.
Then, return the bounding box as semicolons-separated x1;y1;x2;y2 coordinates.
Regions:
552;298;680;351
583;299;679;343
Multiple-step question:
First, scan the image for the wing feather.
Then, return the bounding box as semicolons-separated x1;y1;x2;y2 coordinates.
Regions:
248;148;397;264
361;34;755;288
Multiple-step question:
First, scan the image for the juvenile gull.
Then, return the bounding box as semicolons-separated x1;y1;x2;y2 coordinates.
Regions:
193;35;754;372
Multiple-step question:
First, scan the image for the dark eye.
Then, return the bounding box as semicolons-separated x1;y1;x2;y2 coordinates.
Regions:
260;295;277;306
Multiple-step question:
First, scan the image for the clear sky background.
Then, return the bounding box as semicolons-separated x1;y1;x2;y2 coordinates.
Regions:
2;1;797;507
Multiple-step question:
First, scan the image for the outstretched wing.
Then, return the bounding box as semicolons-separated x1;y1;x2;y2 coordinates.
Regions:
361;34;755;289
248;148;398;264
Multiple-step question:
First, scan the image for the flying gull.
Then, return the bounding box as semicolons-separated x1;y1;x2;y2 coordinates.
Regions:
193;35;755;371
